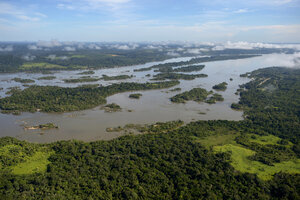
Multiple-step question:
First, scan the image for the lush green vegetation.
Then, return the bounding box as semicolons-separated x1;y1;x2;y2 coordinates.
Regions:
129;93;142;99
155;64;205;73
172;64;205;72
77;70;95;75
214;144;299;180
24;123;58;130
101;103;122;112
0;47;172;73
101;74;132;81
0;138;53;175
63;76;100;83
169;87;181;92
0;119;299;199
231;102;243;110
12;78;35;83
233;67;300;143
170;88;213;103
213;82;228;91
205;93;224;104
152;72;208;80
107;120;184;134
0;80;179;113
37;76;56;80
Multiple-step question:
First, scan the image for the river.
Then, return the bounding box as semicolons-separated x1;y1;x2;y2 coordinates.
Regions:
0;53;297;143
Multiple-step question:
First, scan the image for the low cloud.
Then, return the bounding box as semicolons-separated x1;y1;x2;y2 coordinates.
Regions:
212;41;300;50
265;52;300;68
37;40;62;48
144;45;162;49
234;9;248;14
47;54;69;60
88;43;101;50
27;45;42;50
64;46;76;51
167;51;180;57
185;49;202;54
0;45;13;51
22;54;36;61
111;44;138;50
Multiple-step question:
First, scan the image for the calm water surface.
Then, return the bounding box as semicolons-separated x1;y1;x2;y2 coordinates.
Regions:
0;53;296;143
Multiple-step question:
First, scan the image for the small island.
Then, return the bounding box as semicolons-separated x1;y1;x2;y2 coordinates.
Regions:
212;82;228;91
169;87;181;92
12;78;35;83
102;74;133;81
152;72;208;81
63;76;100;83
24;123;58;130
205;93;224;104
37;76;56;80
77;70;95;75
170;88;213;103
129;93;142;99
101;103;122;112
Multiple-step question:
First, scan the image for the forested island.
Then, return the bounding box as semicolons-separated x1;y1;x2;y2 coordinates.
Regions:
205;93;224;104
24;123;58;130
63;76;101;83
101;103;122;112
152;72;208;80
101;74;133;81
12;78;35;83
37;76;56;80
170;88;224;104
213;82;228;91
154;64;205;73
0;81;179;113
0;67;299;199
170;88;213;103
77;70;95;75
129;93;142;99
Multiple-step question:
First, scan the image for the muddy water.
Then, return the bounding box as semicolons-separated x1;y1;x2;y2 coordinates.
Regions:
0;53;296;143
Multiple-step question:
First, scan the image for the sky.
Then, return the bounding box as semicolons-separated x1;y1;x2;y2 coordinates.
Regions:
0;0;299;42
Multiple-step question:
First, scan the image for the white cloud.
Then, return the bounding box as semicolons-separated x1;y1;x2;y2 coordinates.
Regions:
111;44;138;50
88;43;101;49
185;49;202;54
64;46;76;51
167;51;180;57
0;45;13;51
57;0;132;12
264;52;300;68
22;54;36;61
17;15;40;22
234;9;248;13
0;2;45;22
144;45;161;49
212;41;300;50
37;40;62;48
28;45;42;50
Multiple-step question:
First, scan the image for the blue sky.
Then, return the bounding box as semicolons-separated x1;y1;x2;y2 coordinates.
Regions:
0;0;299;42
